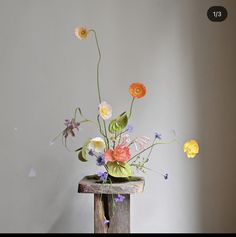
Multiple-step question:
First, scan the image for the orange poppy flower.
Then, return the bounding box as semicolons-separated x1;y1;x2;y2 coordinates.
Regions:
129;82;147;98
74;26;89;40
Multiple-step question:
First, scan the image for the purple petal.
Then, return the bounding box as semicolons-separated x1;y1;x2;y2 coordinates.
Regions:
115;194;125;202
164;173;168;180
155;132;162;140
104;219;110;225
125;124;134;133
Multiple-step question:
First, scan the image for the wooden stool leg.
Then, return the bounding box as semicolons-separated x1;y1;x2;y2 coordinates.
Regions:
94;194;130;233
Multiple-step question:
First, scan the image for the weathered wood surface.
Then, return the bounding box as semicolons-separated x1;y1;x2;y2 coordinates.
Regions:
78;176;145;233
94;194;130;233
78;176;145;194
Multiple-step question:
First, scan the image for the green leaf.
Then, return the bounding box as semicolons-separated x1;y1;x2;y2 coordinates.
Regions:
75;147;82;152
78;150;87;162
107;161;133;177
108;112;128;134
77;140;90;162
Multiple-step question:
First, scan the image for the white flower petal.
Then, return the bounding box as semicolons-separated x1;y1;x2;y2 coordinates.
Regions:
99;101;112;120
88;137;106;153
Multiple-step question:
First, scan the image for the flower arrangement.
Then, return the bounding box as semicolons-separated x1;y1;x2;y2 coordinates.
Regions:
54;26;199;188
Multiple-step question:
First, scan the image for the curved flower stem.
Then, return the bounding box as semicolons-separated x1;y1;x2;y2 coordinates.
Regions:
129;97;135;119
128;139;178;162
90;29;109;149
73;107;98;126
97;115;107;146
79;119;96;125
103;120;110;149
89;29;102;104
108;177;116;211
97;115;110;148
74;107;83;120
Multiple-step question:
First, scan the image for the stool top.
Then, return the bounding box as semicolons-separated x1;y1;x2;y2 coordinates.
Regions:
78;175;145;194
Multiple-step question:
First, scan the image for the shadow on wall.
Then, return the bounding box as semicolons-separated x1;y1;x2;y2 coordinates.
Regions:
189;0;236;233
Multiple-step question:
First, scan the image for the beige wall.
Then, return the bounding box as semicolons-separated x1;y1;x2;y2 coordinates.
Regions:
0;0;235;233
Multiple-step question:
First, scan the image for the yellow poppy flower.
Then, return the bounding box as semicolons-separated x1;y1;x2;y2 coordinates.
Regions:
75;26;89;40
183;139;199;158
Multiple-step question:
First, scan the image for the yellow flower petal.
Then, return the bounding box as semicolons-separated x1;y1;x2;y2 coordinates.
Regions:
183;139;199;158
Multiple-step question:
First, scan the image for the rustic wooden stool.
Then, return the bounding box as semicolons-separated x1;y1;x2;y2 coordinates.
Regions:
78;175;145;233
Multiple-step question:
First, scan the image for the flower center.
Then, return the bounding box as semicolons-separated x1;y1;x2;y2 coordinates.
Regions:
101;107;109;115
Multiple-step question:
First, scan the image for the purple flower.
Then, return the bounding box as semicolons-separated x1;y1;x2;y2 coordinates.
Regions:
97;171;108;181
154;132;162;140
63;118;80;138
104;219;110;225
96;155;105;166
125;124;134;133
88;149;94;156
115;194;125;203
64;119;71;126
164;173;168;180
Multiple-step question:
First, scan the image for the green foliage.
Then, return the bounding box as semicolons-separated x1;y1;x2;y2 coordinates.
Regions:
107;161;132;177
78;150;87;162
108;112;128;133
77;140;90;162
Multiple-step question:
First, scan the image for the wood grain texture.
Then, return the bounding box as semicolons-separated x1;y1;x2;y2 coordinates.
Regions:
94;194;130;233
78;176;145;233
78;176;145;194
94;194;108;233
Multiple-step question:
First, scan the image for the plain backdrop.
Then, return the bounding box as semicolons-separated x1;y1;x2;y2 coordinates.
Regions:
0;0;236;233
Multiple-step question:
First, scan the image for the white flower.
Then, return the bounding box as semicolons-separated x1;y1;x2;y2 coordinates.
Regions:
134;136;150;151
119;134;131;146
88;137;106;153
99;101;112;120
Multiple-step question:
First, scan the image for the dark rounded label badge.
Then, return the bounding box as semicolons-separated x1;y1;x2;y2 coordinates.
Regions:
207;6;227;22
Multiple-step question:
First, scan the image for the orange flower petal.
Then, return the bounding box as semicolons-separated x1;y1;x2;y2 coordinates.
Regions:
104;149;115;161
129;82;147;98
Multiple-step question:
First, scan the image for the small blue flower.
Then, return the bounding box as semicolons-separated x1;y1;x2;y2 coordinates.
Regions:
164;173;168;180
97;171;108;181
96;155;105;166
154;132;162;140
125;124;134;133
115;194;125;203
88;149;94;156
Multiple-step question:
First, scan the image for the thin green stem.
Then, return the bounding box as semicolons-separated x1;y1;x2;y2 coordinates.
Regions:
97;115;110;148
127;137;138;147
145;137;156;162
97;115;107;141
79;119;96;125
103;120;110;149
90;29;109;149
90;29;102;104
128;139;177;162
129;97;135;119
131;163;166;177
74;107;82;120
